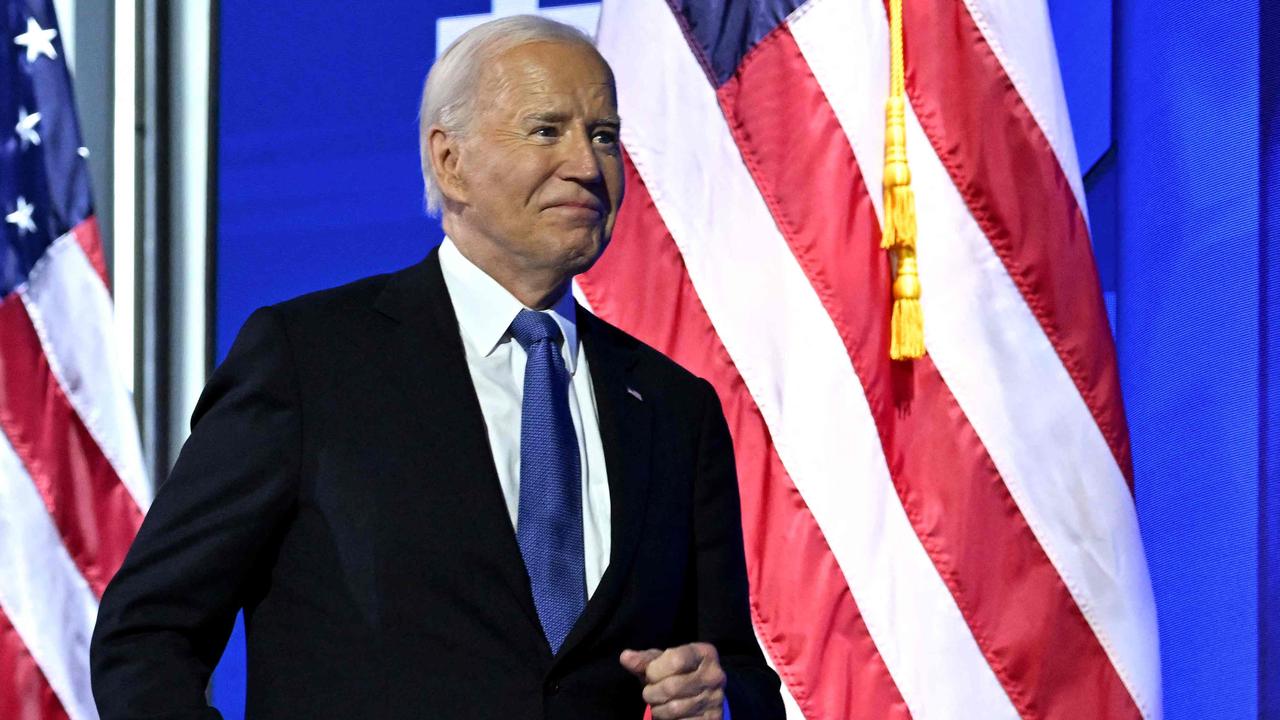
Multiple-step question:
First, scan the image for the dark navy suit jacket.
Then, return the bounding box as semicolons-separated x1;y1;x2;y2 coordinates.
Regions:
90;249;784;719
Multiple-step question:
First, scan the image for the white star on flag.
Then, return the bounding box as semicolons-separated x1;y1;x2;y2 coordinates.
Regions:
5;196;37;235
16;107;42;148
14;17;58;63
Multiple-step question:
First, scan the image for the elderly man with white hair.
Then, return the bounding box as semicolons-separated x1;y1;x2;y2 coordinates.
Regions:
90;15;784;720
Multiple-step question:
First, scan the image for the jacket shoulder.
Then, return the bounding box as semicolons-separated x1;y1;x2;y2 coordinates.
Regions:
267;270;398;330
228;261;427;383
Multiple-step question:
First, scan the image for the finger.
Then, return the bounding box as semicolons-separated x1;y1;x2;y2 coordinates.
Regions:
641;670;705;706
642;662;727;709
649;690;718;720
645;645;702;684
619;648;662;679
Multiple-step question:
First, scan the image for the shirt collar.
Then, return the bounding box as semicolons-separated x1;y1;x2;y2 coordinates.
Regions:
438;237;579;374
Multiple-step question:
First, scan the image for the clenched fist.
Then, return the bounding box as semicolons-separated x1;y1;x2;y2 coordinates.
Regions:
620;643;727;720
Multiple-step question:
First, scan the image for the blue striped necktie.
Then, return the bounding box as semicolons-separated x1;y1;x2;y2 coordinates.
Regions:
509;309;585;654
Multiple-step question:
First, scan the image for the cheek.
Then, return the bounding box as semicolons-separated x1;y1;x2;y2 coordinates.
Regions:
473;151;545;208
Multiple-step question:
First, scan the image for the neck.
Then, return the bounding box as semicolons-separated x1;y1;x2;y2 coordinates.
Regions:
444;218;570;310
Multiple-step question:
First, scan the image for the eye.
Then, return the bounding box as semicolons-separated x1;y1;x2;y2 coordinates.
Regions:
592;128;619;146
532;126;559;139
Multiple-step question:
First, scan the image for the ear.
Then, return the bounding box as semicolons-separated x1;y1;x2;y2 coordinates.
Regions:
428;126;468;206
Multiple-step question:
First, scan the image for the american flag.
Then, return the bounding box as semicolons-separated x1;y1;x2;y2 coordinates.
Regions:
578;0;1161;717
1;1;149;718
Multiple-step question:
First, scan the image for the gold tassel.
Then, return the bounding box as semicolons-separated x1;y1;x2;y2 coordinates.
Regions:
882;97;915;251
883;0;924;360
890;252;924;360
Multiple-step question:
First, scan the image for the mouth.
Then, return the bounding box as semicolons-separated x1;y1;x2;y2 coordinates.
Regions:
546;201;605;214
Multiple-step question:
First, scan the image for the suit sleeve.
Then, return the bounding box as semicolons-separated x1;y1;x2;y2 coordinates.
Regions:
90;307;302;720
691;379;786;719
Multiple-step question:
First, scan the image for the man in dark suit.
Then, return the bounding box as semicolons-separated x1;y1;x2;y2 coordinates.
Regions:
90;14;783;720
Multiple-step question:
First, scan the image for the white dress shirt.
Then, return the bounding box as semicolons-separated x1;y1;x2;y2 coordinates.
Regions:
438;237;611;599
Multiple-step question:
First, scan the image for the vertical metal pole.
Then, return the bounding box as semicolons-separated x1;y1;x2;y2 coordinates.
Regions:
165;0;213;468
139;0;171;482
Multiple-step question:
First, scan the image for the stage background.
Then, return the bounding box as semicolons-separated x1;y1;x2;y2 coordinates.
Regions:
208;1;1276;717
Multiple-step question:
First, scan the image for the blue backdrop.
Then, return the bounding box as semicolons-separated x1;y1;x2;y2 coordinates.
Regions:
210;2;1276;717
1262;4;1279;715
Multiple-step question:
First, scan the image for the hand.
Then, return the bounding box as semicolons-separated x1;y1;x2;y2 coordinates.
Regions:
620;643;726;720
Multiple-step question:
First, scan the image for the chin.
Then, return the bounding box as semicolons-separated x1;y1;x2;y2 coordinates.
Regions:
545;225;606;269
563;239;605;276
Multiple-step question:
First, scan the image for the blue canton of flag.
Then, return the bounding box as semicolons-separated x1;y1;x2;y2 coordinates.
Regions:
2;0;93;295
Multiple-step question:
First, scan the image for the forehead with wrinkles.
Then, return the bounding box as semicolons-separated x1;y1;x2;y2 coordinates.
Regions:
472;42;617;123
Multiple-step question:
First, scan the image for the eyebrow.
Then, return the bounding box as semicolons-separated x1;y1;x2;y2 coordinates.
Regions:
522;111;621;128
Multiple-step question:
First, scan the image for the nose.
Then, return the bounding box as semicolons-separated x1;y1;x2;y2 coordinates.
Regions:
558;127;603;183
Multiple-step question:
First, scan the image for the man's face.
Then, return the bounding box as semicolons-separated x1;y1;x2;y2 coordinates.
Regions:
447;41;623;281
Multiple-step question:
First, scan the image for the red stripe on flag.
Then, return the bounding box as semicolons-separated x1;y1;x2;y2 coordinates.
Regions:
899;0;1133;483
71;217;110;292
0;293;143;597
715;24;1140;718
0;606;70;720
581;154;910;720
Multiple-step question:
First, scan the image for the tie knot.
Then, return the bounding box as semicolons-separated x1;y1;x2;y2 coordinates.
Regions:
509;309;563;350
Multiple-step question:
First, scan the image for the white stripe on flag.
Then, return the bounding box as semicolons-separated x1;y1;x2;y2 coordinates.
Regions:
958;0;1088;214
794;1;1161;715
597;1;1018;717
19;231;151;512
0;430;101;720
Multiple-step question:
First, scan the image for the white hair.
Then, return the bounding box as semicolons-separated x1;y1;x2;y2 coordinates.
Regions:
418;15;600;215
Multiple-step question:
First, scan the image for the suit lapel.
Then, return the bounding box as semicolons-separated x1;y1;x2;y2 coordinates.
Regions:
372;249;543;635
554;308;653;665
